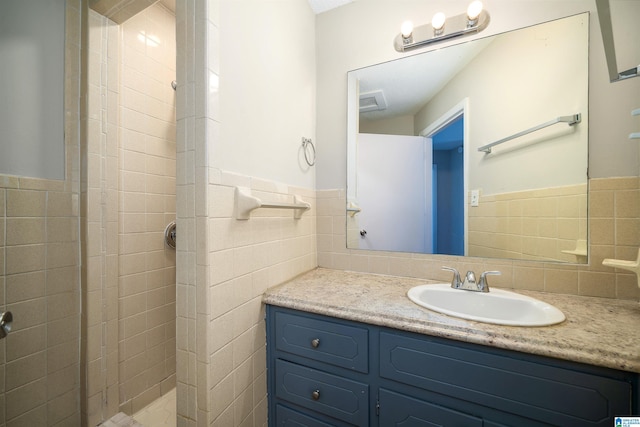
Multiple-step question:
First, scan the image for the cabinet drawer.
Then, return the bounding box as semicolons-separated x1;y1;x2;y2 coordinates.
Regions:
275;359;369;426
274;311;368;373
276;404;339;427
380;332;631;426
379;388;482;427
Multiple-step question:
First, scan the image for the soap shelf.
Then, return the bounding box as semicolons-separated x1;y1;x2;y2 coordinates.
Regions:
602;248;640;288
631;108;640;140
346;202;361;217
561;239;587;261
235;186;310;220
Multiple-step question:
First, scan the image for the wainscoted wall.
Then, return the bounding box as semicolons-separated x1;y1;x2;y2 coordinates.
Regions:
0;1;82;425
204;177;316;426
467;184;587;262
176;0;317;424
319;177;640;301
0;183;80;426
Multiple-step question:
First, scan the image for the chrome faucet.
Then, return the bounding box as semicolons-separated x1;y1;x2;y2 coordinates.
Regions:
442;267;501;292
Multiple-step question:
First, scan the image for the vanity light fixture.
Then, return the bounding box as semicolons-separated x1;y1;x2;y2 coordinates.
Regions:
394;1;490;52
466;1;483;26
431;12;446;36
400;20;414;43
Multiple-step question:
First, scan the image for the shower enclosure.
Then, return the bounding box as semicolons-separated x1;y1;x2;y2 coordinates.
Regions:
0;1;176;423
83;2;177;424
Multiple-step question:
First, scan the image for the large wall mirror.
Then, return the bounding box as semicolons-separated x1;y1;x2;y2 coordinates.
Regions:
346;13;589;264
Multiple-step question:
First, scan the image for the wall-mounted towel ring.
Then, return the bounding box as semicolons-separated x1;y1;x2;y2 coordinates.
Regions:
302;137;316;166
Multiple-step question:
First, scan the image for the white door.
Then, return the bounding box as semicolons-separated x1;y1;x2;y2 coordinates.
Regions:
356;133;433;253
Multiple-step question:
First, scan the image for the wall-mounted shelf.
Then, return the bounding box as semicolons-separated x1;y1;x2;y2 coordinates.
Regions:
235;186;310;220
603;248;640;289
630;108;640;139
347;203;361;217
561;239;587;262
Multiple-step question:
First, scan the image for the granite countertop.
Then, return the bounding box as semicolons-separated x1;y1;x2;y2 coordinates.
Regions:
263;268;640;374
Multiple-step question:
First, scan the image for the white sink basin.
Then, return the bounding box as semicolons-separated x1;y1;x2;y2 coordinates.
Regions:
407;284;565;327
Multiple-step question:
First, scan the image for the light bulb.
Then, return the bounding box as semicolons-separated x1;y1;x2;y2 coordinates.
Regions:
431;12;446;31
401;21;414;38
467;1;483;21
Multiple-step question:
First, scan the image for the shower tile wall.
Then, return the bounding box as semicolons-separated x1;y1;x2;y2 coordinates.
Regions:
118;3;177;415
84;9;120;425
318;177;640;300
84;3;176;424
0;1;82;425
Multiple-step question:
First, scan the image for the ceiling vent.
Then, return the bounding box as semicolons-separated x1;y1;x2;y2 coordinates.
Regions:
359;90;388;113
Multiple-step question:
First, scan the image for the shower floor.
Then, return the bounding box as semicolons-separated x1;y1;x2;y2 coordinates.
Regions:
99;388;176;427
132;388;177;427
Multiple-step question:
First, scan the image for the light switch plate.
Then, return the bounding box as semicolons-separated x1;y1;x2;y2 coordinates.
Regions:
471;189;480;207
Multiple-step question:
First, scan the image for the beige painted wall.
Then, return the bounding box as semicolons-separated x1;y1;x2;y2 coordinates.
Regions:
315;0;639;303
413;13;589;195
316;0;640;189
218;1;317;189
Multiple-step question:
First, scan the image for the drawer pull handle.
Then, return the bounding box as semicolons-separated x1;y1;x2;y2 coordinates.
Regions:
311;338;320;348
312;389;320;400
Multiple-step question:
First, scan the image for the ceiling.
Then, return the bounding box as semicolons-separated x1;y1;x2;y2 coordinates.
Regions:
307;0;353;14
157;0;350;16
356;37;494;122
159;0;175;13
160;0;353;15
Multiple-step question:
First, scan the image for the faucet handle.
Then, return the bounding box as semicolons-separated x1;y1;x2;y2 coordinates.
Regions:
465;271;477;284
478;271;501;292
442;266;462;288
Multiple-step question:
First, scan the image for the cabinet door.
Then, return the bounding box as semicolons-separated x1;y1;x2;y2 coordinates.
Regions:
379;389;483;427
380;332;632;426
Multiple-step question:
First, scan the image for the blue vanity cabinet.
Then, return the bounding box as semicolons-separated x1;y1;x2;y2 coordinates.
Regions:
268;308;372;426
266;306;637;426
378;331;634;426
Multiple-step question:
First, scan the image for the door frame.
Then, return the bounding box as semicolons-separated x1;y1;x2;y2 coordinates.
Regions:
419;98;470;256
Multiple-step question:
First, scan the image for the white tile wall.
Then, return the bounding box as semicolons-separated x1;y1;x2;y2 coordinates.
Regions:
118;2;177;415
206;175;316;427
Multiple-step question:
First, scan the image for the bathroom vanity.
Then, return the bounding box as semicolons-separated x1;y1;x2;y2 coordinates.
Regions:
264;269;640;426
